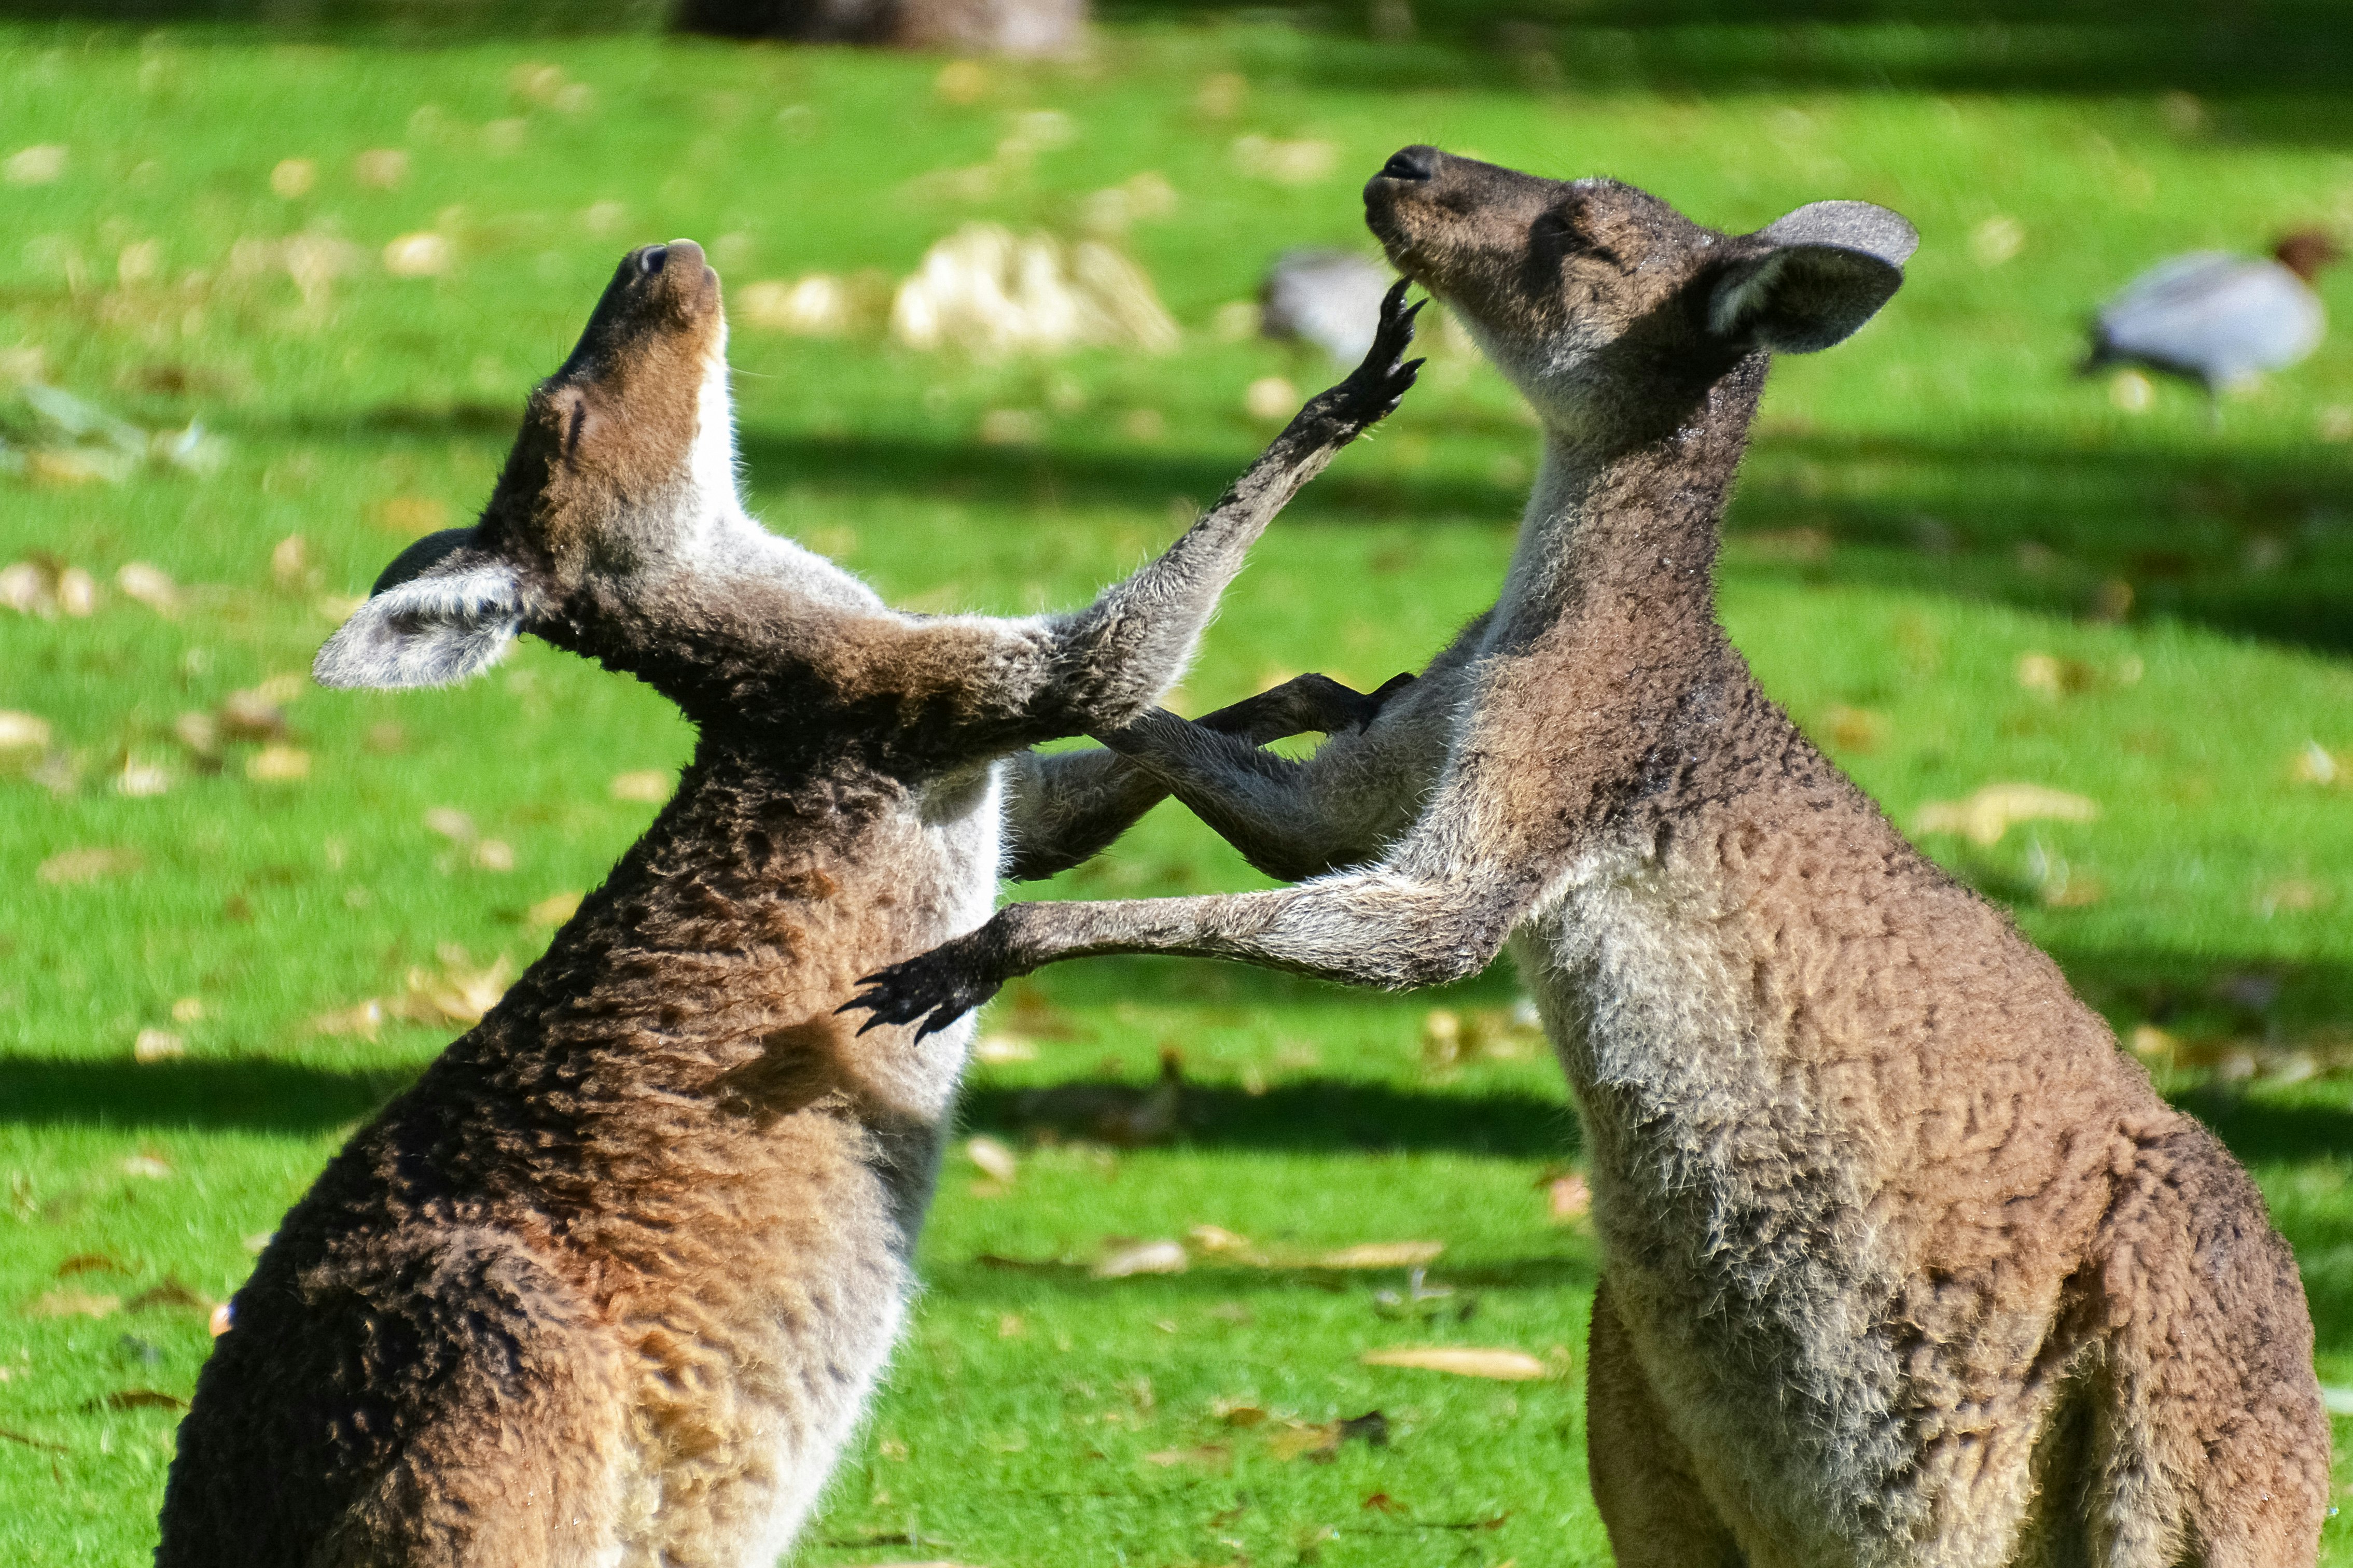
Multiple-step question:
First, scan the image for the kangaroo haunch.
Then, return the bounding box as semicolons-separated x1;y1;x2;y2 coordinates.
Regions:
852;151;2330;1567
155;242;1422;1568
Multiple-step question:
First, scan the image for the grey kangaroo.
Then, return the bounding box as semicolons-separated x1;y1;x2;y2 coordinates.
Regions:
156;242;1419;1568
850;149;2330;1566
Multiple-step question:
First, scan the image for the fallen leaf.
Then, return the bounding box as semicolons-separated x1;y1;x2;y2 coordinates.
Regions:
996;1313;1024;1338
2292;741;2342;787
133;1029;185;1063
127;1279;211;1313
965;1136;1019;1184
609;769;672;803
55;1253;126;1278
57;566;98;614
1913;783;2098;847
79;1389;186;1412
1094;1239;1188;1279
245;745;310;782
423;806;477;842
0;710;51;750
1267;1424;1338;1461
1543;1171;1592;1222
1244;375;1298;421
114;561;178;612
27;1289;120;1320
1318;1241;1444;1270
2015;652;2096;698
1144;1444;1230;1467
383;231;452;277
1186;1224;1257;1256
310;1000;384;1039
121;1153;172;1180
0;1425;68;1452
1213;1398;1267;1427
37;847;143;886
1824;705;1886;753
972;1033;1037;1064
1362;1491;1405;1513
526;891;582;929
4;144;68;185
115;759;171;797
1360;1346;1548;1381
471;838;517;873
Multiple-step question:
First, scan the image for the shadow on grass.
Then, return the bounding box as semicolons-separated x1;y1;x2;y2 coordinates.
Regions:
962;1076;1579;1159
927;1252;1594;1297
741;423;2353;655
0;1055;405;1135
10;1;2350;114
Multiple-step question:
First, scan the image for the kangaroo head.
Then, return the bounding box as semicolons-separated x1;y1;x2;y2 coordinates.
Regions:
1363;146;1915;443
317;240;839;701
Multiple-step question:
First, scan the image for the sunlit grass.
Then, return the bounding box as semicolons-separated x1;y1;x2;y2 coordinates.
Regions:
2;15;2350;1565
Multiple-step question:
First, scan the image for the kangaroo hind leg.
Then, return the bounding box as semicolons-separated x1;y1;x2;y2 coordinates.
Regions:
302;1230;632;1568
2079;1127;2329;1568
1586;1277;1745;1568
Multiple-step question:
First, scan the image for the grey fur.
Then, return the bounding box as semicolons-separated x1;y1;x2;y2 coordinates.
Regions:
850;152;2327;1567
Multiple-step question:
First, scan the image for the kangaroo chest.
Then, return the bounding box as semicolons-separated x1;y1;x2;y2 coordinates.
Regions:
1512;835;1929;1561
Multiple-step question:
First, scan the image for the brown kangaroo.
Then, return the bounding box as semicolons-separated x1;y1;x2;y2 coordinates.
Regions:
850;150;2331;1566
155;242;1420;1568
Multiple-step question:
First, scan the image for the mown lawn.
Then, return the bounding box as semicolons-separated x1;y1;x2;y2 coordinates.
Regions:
3;8;2351;1564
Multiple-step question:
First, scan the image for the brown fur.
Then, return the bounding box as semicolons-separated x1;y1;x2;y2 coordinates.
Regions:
852;152;2330;1566
158;245;1419;1568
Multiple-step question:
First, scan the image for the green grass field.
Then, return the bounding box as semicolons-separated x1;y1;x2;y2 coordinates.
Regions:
4;6;2352;1563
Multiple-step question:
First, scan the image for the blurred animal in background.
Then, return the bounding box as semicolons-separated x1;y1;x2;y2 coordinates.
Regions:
2084;230;2342;408
1260;247;1396;365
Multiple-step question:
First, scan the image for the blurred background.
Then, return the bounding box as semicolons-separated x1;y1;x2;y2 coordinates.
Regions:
2;2;2350;1563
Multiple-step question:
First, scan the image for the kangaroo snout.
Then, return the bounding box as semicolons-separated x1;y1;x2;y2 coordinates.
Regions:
619;237;720;315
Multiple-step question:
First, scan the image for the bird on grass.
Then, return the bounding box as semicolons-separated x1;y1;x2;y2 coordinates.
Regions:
2084;230;2342;416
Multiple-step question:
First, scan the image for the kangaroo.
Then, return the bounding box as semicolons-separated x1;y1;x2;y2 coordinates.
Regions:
848;149;2331;1567
156;241;1420;1568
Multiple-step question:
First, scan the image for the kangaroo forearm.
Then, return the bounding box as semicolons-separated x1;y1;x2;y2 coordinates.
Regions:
1002;682;1387;882
991;873;1511;991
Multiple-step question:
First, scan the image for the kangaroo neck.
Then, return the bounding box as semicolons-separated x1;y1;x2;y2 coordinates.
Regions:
1493;360;1765;650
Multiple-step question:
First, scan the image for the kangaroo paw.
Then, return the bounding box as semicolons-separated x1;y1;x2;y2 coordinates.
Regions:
841;928;1010;1041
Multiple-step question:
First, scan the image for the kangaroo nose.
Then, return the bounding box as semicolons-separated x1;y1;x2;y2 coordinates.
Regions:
637;244;669;276
1378;145;1439;182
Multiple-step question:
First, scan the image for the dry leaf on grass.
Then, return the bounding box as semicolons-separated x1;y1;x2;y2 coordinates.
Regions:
27;1289;120;1320
964;1136;1018;1184
526;891;582;929
56;1253;127;1278
1143;1444;1231;1468
1542;1171;1592;1223
0;710;51;751
121;1153;173;1180
1913;784;2097;847
1360;1346;1548;1381
1318;1241;1443;1270
245;745;310;782
310;1000;384;1040
972;1033;1038;1064
133;1028;185;1063
1093;1239;1188;1279
395;953;513;1026
1186;1224;1257;1257
79;1389;186;1412
127;1279;211;1314
37;846;143;885
609;769;672;803
114;561;178;613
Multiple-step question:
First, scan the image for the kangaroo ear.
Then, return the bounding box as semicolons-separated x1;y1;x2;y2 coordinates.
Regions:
314;529;524;690
1709;201;1918;354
